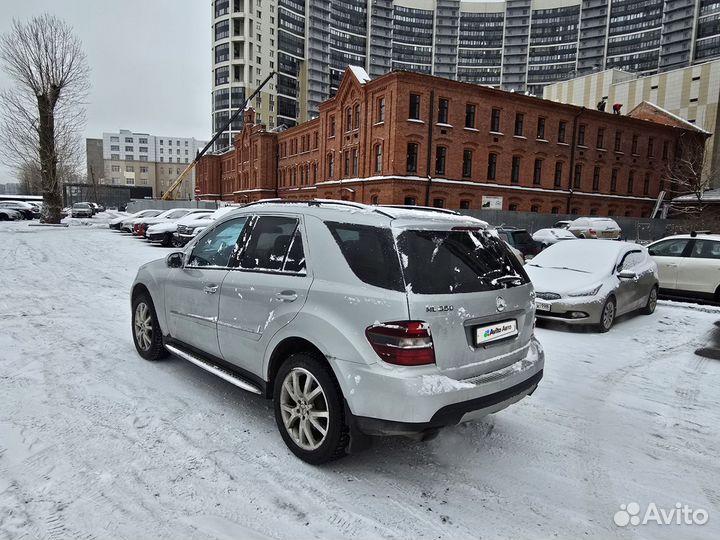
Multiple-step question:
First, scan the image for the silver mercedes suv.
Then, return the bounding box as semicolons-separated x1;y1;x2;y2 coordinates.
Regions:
130;200;544;464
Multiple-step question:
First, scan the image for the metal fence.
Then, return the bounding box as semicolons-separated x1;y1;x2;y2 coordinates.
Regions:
459;209;673;243
126;199;221;213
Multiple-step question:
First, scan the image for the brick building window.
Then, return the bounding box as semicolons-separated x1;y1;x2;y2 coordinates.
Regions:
377;97;385;123
578;124;586;146
404;196;417;205
435;146;447;175
352;148;358;175
533;159;542;185
551;206;560;214
611;169;618;192
438;98;449;124
354;105;360;130
592;167;600;191
327;154;334;177
490;109;501;132
313;163;317;182
632;134;639;154
644;173;650;195
487;153;497;180
648;137;655;157
374;143;382;174
314;132;318;149
662;140;669;159
432;198;445;208
345;108;352;132
597;128;604;149
344;151;350;176
462;149;472;178
573;164;582;189
460;200;470;209
590;208;598;216
530;204;540;213
558;121;567;143
409;94;421;120
536;117;546;140
329;115;335;137
554;162;563;187
407;143;419;173
615;131;622;152
509;203;518;211
627;171;634;194
371;195;379;205
511;156;520;183
514;113;524;136
465;104;476;128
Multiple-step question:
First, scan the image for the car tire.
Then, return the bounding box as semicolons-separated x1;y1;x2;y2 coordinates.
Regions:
641;286;658;315
596;296;616;333
161;233;173;247
273;353;349;464
131;293;168;361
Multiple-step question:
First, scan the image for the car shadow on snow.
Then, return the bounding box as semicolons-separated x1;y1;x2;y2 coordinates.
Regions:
535;311;639;333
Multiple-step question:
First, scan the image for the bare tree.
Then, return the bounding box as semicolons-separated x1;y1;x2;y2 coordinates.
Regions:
0;14;89;223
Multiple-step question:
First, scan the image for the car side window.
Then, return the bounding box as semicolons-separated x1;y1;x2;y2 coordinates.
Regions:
239;216;300;272
617;250;644;272
690;239;720;260
187;217;248;268
648;239;690;257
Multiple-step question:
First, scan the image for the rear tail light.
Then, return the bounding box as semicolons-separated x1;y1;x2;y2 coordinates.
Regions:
589;228;596;236
365;321;435;366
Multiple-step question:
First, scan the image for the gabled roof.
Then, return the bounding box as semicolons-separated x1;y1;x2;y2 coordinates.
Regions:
627;101;711;135
348;65;371;85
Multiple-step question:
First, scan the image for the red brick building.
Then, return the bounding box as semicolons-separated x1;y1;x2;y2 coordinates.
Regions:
197;67;709;217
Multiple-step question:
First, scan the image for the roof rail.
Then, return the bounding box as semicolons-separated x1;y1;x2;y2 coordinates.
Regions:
379;205;460;216
237;198;396;218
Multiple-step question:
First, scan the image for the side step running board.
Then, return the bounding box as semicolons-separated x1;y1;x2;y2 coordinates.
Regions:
165;344;262;395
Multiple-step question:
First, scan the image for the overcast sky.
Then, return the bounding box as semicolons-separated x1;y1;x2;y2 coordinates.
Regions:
0;0;211;183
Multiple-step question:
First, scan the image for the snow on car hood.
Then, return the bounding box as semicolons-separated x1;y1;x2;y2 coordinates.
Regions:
525;265;605;295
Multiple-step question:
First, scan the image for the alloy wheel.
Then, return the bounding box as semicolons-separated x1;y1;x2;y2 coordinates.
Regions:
134;302;153;351
602;299;615;330
279;367;329;451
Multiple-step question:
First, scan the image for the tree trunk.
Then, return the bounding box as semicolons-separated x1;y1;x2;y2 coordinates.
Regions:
37;90;62;223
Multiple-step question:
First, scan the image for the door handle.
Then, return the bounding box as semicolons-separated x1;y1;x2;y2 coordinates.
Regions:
203;284;219;294
275;290;298;302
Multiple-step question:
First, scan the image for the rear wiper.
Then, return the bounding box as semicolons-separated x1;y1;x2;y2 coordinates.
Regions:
492;275;523;285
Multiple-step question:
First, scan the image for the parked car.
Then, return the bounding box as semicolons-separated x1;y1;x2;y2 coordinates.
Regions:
646;233;720;302
0;201;39;219
173;206;238;246
0;207;23;221
71;202;93;218
494;226;542;259
566;217;621;239
131;201;544;463
120;210;162;232
532;227;578;248
133;208;209;237
526;240;658;332
146;211;213;247
109;209;159;231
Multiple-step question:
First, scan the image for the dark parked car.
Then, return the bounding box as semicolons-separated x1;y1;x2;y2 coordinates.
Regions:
495;226;542;259
0;201;39;219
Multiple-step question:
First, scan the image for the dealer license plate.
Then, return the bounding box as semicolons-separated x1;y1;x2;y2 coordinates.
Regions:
476;320;518;345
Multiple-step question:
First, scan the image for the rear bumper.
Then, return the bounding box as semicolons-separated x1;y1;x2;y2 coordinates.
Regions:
333;337;544;434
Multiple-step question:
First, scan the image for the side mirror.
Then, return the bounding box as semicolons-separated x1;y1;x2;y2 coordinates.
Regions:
618;270;637;280
166;252;184;268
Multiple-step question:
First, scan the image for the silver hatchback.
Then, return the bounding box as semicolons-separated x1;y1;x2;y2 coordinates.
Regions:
130;201;544;463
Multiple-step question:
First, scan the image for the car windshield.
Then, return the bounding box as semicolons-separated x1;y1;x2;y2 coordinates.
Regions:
73;203;88;209
528;240;621;273
511;230;533;244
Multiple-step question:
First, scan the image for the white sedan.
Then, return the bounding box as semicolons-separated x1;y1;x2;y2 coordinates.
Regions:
532;228;578;248
647;233;720;302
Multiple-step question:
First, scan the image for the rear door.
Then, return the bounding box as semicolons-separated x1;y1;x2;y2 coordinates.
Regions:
647;238;692;290
217;215;312;375
677;239;720;295
395;226;534;380
164;217;248;357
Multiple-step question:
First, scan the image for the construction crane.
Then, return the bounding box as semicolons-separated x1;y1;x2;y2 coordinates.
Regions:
162;71;277;200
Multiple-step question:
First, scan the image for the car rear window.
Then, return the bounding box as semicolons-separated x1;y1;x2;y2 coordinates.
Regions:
325;222;404;291
396;229;529;294
511;230;533;244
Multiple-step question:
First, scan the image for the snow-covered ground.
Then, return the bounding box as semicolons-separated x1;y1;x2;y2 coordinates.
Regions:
1;216;719;539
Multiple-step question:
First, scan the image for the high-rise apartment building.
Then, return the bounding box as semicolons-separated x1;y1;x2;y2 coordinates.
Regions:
211;0;720;149
86;130;207;199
